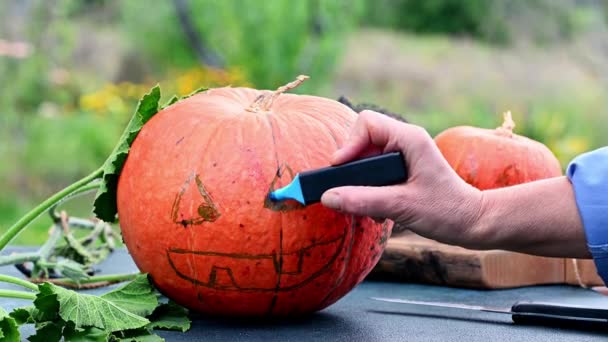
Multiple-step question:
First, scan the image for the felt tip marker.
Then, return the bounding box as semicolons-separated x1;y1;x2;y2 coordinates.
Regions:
268;152;408;206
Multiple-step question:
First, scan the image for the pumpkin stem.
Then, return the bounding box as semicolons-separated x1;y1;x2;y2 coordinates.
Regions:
496;111;515;137
246;75;310;112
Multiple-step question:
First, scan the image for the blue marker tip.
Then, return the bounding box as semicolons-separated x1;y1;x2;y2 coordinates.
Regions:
268;191;279;201
268;174;305;205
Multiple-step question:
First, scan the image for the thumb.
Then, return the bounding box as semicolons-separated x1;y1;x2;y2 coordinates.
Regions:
320;186;402;219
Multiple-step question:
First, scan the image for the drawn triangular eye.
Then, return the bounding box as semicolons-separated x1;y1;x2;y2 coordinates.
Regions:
171;172;220;227
264;163;305;211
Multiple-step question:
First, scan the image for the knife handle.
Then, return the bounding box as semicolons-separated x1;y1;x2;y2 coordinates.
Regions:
511;301;608;330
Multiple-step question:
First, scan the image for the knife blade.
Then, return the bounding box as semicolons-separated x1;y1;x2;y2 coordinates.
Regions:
370;297;608;329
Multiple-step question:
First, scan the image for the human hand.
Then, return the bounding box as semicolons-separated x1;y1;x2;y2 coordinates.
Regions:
321;110;484;248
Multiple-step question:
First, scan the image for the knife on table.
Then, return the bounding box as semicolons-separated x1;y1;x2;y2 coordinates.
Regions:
371;297;608;330
268;152;408;206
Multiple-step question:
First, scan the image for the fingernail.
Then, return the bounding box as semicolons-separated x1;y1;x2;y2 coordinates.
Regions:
321;191;342;210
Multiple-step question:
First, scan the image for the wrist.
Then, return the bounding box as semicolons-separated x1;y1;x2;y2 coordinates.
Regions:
468;186;527;252
466;188;502;250
438;182;488;249
467;176;590;257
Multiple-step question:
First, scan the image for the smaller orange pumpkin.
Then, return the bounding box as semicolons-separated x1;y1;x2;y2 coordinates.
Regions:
434;111;562;190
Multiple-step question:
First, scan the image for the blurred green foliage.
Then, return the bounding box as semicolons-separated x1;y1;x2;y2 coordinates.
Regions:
1;0;607;245
118;0;364;92
0;1;81;115
365;0;506;42
364;0;589;45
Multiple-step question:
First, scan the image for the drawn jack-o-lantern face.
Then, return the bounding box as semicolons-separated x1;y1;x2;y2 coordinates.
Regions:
117;86;392;316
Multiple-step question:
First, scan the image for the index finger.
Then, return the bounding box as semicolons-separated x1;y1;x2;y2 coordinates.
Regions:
332;110;404;165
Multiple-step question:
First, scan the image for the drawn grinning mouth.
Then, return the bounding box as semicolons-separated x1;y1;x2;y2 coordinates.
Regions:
166;229;347;292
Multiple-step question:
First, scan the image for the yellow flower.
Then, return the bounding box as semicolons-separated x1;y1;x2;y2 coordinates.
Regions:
548;136;590;167
561;137;590;156
79;65;251;115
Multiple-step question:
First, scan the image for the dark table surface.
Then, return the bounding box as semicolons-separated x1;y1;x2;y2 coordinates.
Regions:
2;247;607;341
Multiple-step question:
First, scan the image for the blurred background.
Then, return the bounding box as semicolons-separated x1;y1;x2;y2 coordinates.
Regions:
1;0;607;244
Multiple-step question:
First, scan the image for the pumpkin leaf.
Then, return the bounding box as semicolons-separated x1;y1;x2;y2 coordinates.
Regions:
110;327;165;342
100;274;158;317
181;87;207;99
147;301;190;332
9;306;34;325
62;322;110;342
28;321;64;342
162;95;179;108
32;284;60;322
8;275;188;341
35;282;150;332
93;85;161;222
161;87;207;109
0;307;20;342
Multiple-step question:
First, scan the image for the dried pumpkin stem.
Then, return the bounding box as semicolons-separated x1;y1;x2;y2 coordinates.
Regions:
247;75;310;112
496;111;515;138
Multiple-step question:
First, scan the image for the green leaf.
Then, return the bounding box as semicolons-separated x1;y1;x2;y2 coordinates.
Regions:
37;283;150;332
100;274;158;317
62;322;110;342
181;87;207;99
0;307;20;342
93;85;161;222
10;306;34;325
110;328;165;342
161;87;207;109
162;95;179;109
28;321;63;342
32;284;60;322
147;301;190;332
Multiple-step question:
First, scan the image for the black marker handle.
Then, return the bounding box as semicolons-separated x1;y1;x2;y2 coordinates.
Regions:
298;152;408;205
511;301;608;330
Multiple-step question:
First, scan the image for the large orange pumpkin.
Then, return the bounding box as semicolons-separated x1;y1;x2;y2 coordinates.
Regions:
434;111;562;190
116;76;391;317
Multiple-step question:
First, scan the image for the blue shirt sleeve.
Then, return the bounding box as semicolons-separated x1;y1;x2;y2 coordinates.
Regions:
566;146;608;285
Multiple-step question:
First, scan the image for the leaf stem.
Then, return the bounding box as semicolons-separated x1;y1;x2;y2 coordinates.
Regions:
47;182;100;224
0;252;40;267
0;274;38;291
38;223;62;260
29;272;141;289
52;272;140;285
0;289;37;300
0;167;103;252
64;181;102;198
53;182;102;214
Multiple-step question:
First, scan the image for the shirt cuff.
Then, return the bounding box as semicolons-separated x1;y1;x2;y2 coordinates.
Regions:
566;146;608;285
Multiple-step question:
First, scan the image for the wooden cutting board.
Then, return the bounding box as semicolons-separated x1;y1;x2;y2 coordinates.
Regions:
369;231;604;289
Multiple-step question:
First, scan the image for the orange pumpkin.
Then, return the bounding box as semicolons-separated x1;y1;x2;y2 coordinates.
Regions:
434;111;562;190
116;76;391;317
